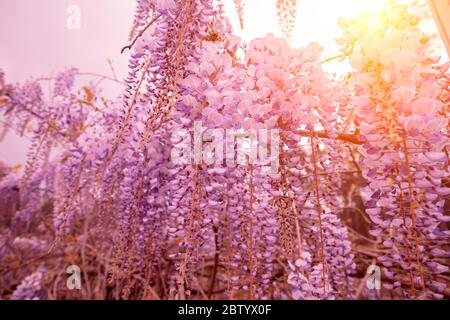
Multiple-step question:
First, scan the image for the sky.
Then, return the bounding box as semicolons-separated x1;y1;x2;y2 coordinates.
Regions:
0;0;135;165
0;0;447;165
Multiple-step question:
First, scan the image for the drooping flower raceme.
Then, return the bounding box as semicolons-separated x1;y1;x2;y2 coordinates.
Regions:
0;0;448;301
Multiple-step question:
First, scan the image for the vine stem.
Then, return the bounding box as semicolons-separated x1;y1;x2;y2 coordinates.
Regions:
121;14;162;54
188;166;198;241
292;192;310;259
207;225;220;300
292;200;303;258
402;138;426;292
225;183;234;298
297;130;363;145
178;165;199;299
195;166;202;259
310;133;328;296
248;164;254;300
